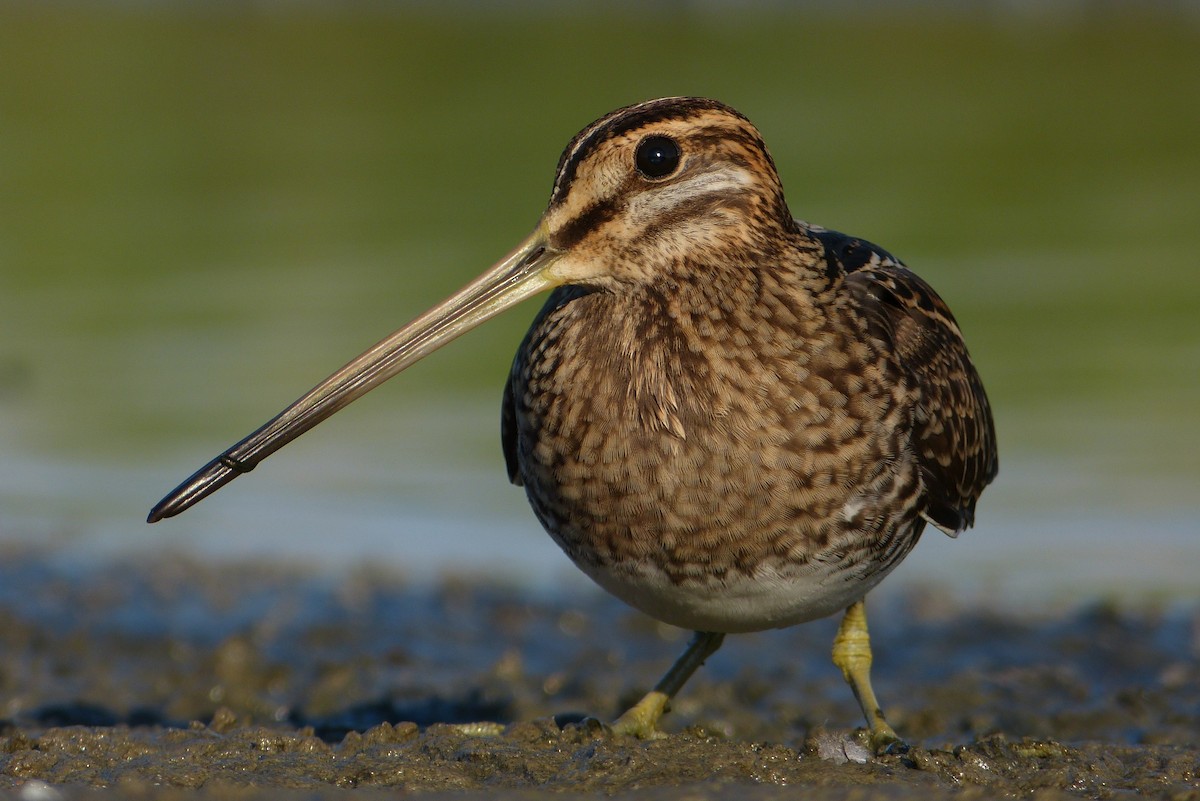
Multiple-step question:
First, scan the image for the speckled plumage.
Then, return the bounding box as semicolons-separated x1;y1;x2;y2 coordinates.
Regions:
149;97;997;746
502;98;996;635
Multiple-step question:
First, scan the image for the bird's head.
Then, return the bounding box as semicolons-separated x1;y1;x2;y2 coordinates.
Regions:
541;97;794;289
148;98;795;520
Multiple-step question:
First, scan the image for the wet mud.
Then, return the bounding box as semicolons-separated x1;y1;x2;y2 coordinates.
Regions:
0;548;1196;799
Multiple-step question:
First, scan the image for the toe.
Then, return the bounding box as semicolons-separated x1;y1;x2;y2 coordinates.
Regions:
610;690;671;739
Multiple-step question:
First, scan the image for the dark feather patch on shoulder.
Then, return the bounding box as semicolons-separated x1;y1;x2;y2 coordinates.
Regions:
809;227;902;274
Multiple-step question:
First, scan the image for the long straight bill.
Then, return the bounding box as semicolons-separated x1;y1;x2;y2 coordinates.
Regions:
148;227;560;523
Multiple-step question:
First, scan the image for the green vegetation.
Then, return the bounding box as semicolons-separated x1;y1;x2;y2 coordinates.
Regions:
1;4;1196;489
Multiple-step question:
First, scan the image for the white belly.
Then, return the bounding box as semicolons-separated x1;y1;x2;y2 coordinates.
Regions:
577;553;901;634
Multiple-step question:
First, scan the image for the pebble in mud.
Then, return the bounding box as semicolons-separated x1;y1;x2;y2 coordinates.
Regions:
0;549;1197;799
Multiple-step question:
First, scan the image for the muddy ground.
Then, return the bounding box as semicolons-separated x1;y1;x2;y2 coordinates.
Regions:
0;546;1196;799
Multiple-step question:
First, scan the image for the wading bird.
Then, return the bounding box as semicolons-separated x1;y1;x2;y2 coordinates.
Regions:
150;97;997;751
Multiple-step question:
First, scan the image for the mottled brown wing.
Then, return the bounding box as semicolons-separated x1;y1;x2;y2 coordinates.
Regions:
817;229;998;534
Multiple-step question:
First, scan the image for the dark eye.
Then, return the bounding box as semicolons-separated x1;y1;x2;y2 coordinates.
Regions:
635;136;681;179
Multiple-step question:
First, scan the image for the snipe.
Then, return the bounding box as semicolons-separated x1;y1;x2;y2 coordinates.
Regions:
150;97;998;751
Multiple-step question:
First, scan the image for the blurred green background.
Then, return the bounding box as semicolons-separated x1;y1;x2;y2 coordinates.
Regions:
1;3;1197;601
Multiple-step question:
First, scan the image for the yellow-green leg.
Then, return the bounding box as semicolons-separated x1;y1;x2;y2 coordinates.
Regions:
610;630;725;738
831;599;905;754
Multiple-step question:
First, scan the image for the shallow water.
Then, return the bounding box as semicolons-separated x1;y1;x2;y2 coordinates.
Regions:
2;6;1198;609
2;398;1197;609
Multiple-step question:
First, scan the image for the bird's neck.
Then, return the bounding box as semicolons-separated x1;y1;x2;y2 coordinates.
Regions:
599;242;834;435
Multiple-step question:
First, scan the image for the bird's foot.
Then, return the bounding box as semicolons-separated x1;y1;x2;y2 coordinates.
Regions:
862;723;908;756
609;690;671;739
